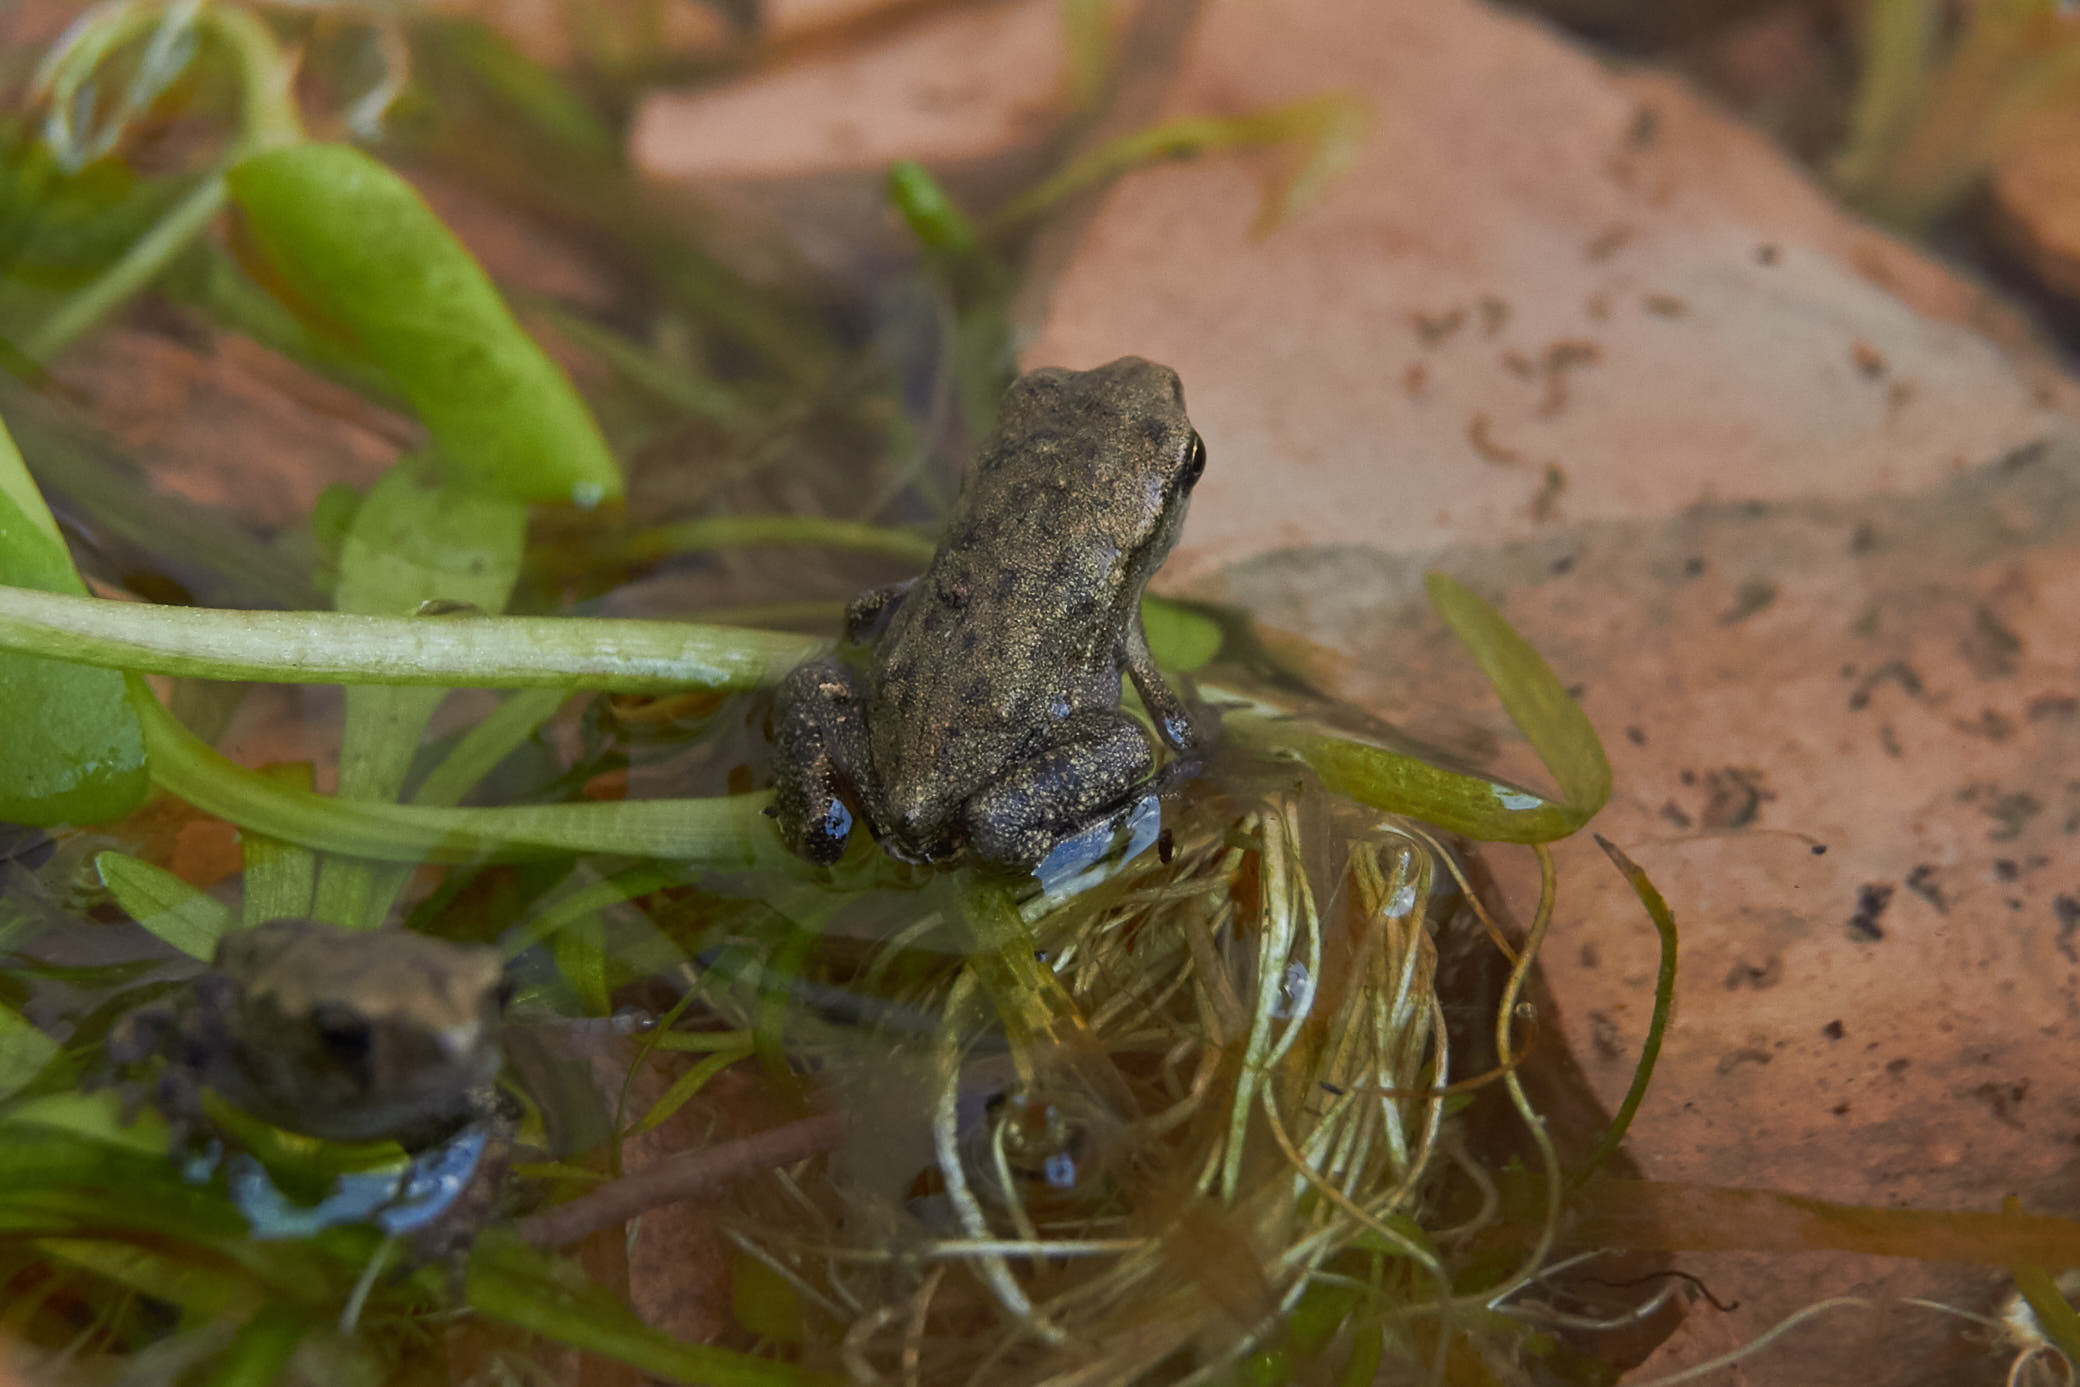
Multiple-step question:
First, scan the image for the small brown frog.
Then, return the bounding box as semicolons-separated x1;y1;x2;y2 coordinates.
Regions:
109;917;507;1151
106;917;514;1260
771;357;1207;871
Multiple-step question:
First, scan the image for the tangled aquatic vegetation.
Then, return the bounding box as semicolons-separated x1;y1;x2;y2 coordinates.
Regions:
698;773;1608;1386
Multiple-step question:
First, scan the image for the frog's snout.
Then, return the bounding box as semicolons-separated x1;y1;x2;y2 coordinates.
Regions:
437;1021;484;1063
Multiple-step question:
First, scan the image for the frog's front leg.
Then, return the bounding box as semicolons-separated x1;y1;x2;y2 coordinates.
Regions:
844;579;915;645
963;711;1155;871
1124;611;1202;754
770;657;875;864
401;1087;519;1273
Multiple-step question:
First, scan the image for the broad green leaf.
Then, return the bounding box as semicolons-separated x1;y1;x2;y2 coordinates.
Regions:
1224;574;1610;844
0;1002;58;1101
225;143;622;506
95;850;233;959
1227;714;1585;844
313;461;524;928
1424;572;1611;819
0;411;147;823
1141;596;1223;671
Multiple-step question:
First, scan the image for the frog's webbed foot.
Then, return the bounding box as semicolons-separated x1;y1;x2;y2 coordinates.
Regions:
401;1091;518;1276
843;579;915;646
963;711;1155;872
770;657;874;865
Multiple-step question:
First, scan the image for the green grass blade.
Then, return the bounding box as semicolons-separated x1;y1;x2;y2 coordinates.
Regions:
241;765;318;927
2009;1248;2080;1366
1224;714;1582;843
138;683;798;868
0;584;822;691
629;1046;754;1137
1833;0;1938;196
94;850;233;960
0;1003;59;1102
987;93;1369;237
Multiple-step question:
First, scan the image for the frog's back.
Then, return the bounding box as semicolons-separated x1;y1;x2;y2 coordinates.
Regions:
869;512;1131;830
863;358;1196;849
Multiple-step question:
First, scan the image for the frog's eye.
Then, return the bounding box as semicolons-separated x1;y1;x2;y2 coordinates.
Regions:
310;1003;373;1068
1180;432;1206;489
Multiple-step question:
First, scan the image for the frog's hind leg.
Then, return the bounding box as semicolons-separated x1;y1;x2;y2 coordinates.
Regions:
963;711;1154;872
770;657;874;864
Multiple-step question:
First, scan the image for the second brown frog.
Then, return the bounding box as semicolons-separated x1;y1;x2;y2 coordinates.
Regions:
771;356;1208;872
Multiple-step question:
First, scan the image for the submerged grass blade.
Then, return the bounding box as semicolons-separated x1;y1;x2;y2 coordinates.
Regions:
467;1233;840;1387
410;687;570;809
621;514;938;570
0;1004;59;1102
1834;0;1938;197
94;850;232;960
0;584;823;691
315;463;525;929
138;685;797;867
1567;836;1677;1191
204;1306;309;1387
0;414;147;824
2007;1234;2080;1365
241;765;317;927
987;93;1369;237
1566;1178;2080;1265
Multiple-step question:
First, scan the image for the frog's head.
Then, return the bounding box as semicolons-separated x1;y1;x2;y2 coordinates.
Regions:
993;356;1206;567
214;918;507;1145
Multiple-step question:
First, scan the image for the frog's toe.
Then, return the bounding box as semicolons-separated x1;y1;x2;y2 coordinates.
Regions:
799;799;854;864
770;658;870;864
